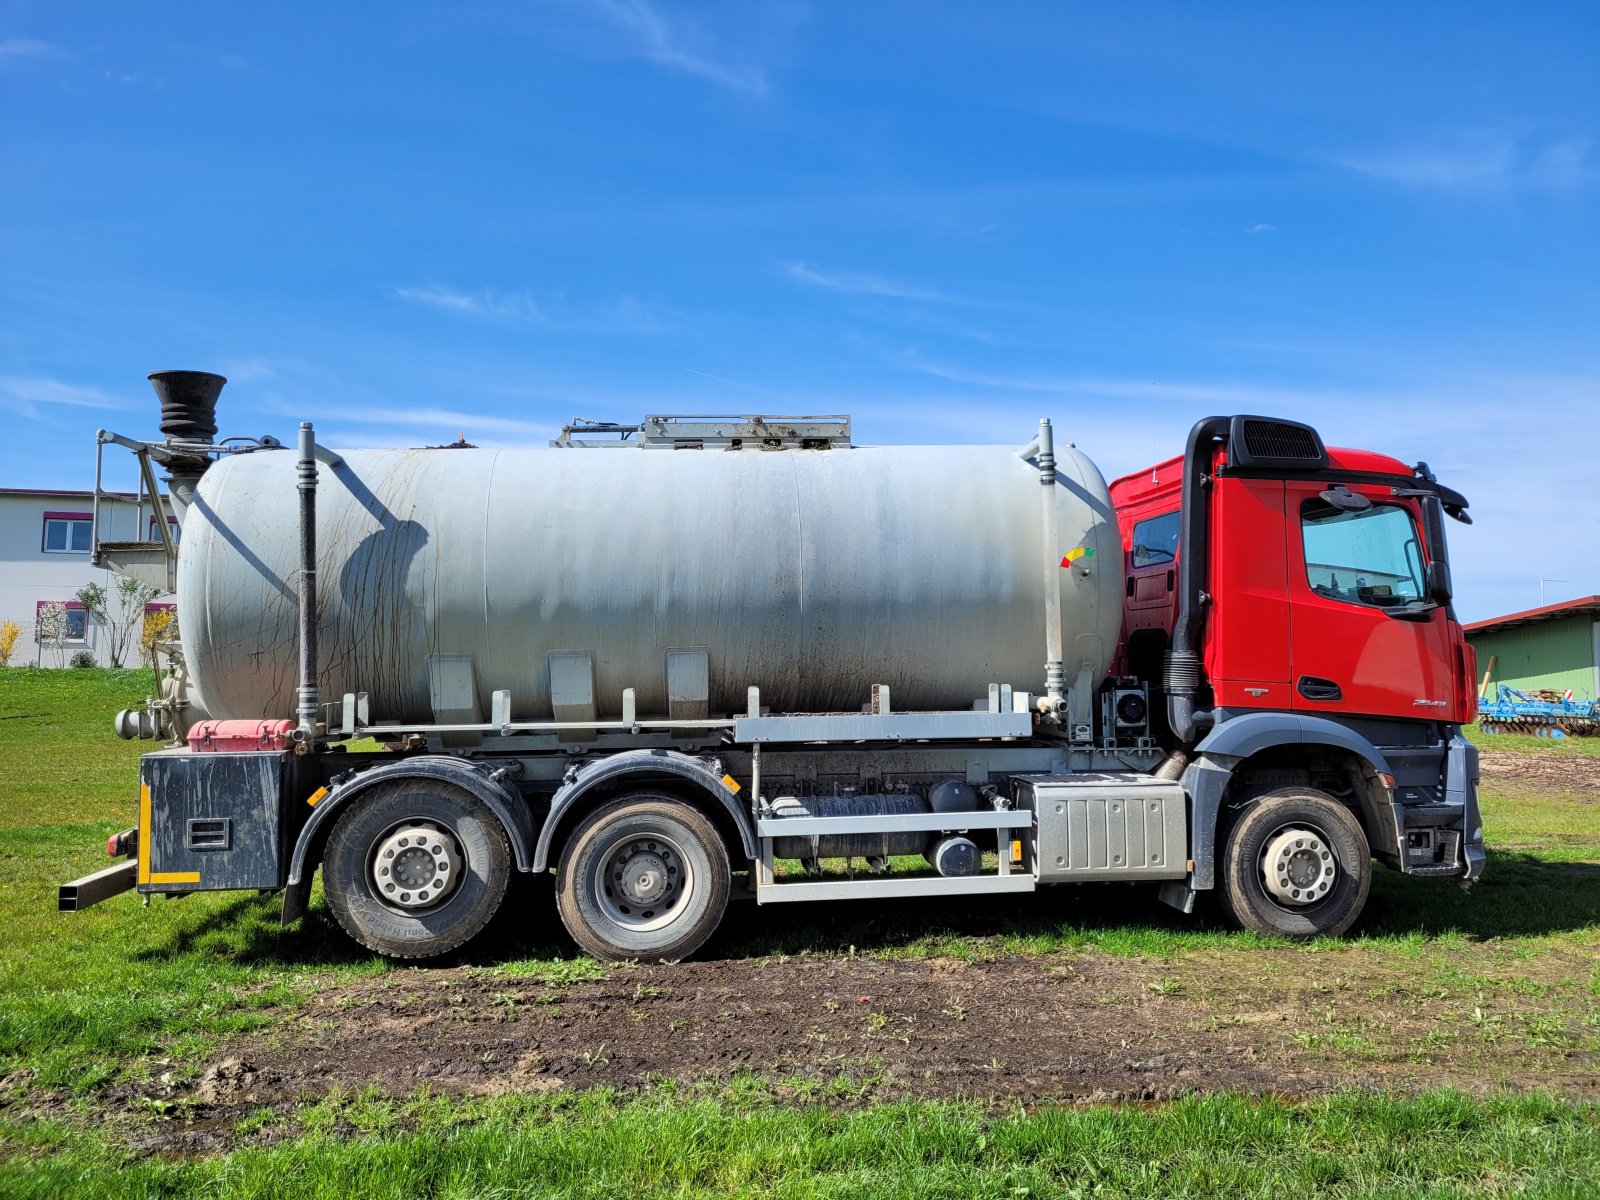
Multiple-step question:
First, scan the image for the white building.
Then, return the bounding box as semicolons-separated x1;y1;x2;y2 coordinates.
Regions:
0;488;175;667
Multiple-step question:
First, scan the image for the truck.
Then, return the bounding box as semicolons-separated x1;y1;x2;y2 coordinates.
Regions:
58;370;1484;961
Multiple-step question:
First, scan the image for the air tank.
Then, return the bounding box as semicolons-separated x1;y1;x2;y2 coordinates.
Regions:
175;435;1123;724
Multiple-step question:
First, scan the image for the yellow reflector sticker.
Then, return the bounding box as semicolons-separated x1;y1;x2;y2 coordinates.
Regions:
306;786;330;808
721;774;742;794
138;781;152;885
1011;839;1023;864
150;871;200;885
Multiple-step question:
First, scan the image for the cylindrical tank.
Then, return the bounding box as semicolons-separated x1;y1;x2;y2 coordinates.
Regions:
767;794;930;860
176;439;1123;723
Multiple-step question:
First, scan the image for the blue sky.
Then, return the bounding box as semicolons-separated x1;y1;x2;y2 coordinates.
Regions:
1;1;1595;622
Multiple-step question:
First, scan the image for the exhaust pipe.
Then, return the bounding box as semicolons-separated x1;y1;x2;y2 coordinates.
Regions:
1166;416;1229;745
148;370;225;444
147;370;226;523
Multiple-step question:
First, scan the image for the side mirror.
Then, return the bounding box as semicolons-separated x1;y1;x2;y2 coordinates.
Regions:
1426;560;1452;605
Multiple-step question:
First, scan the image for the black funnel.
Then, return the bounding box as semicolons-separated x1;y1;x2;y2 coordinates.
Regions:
149;370;225;443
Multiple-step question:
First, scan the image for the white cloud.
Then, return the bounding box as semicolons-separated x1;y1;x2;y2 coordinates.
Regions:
288;404;551;438
901;355;1340;409
1244;223;1277;234
783;261;952;303
888;354;1600;622
394;285;547;323
0;376;126;419
0;37;68;62
395;285;692;334
585;0;775;94
215;357;277;385
1332;132;1593;191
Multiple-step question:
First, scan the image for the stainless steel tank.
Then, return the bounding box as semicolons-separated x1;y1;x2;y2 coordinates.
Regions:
176;439;1123;723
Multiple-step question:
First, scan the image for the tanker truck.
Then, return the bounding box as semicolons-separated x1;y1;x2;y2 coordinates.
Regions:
58;371;1484;961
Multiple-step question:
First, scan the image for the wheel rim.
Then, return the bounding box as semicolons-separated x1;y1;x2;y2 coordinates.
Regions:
1260;825;1337;907
594;832;693;932
370;821;464;910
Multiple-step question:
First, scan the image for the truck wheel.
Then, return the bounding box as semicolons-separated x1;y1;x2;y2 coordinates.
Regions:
555;793;730;962
323;779;511;959
1218;787;1370;940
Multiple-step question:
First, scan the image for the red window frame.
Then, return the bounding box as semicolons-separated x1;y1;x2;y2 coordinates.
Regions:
41;511;93;554
35;599;90;643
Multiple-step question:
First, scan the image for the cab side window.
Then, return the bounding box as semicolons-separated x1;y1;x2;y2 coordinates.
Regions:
1130;511;1179;569
1300;500;1424;608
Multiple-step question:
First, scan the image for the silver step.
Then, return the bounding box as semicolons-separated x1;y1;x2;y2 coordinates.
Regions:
756;873;1035;903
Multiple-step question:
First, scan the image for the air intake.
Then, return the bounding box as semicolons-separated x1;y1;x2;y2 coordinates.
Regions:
1228;415;1328;470
149;370;226;444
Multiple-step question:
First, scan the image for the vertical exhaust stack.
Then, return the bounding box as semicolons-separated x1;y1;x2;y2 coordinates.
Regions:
148;370;226;523
149;370;225;443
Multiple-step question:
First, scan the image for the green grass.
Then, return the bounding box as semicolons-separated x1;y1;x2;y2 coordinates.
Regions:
1468;719;1600;759
0;669;390;1092
5;1088;1600;1198
3;667;1599;1094
4;668;1600;1193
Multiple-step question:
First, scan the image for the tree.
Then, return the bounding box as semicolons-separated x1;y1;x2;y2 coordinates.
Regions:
76;578;161;668
0;619;19;668
140;607;175;666
35;601;68;667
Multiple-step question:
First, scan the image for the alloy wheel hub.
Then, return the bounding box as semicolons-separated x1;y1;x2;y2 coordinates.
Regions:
1261;827;1337;906
372;824;462;909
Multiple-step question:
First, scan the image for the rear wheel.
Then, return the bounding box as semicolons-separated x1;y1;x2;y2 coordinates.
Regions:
555;793;730;962
323;779;511;958
1219;787;1370;940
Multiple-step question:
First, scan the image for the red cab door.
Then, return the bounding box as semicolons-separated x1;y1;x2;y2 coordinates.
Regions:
1284;481;1455;721
1207;477;1292;711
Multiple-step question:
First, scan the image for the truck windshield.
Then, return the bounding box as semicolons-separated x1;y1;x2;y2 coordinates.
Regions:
1301;500;1425;609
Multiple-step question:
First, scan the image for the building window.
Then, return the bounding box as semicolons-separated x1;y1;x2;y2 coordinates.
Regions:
42;512;93;554
149;515;181;544
36;600;89;643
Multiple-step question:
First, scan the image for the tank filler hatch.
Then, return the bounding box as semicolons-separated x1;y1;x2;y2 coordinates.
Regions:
551;414;851;450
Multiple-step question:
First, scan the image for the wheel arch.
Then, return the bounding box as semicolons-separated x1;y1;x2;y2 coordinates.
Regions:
532;749;756;874
281;756;535;924
1183;712;1396;890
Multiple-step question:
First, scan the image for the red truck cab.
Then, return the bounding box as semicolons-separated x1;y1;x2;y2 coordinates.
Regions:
1111;438;1476;733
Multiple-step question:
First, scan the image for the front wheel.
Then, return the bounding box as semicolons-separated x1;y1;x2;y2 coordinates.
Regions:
1218;787;1371;940
323;779;511;958
555;793;731;962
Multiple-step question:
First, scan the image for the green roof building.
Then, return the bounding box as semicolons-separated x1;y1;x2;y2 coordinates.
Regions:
1466;596;1600;701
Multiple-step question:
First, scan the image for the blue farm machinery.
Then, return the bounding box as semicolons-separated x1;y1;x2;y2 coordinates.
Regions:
1478;685;1600;738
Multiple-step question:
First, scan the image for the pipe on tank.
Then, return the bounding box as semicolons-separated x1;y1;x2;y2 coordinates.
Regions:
1166;416;1229;744
148;370;227;524
1035;418;1067;713
294;422;319;747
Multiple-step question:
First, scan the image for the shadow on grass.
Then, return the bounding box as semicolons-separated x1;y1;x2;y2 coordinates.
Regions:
708;848;1600;960
129;850;1599;969
131;872;577;969
1362;850;1600;940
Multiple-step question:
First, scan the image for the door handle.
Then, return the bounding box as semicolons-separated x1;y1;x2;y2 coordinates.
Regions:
1298;676;1343;702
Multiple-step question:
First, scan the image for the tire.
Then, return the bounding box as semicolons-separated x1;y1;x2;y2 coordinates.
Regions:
323;779;511;959
1218;787;1371;940
555;792;731;962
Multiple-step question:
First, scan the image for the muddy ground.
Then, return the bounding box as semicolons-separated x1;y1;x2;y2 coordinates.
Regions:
96;940;1597;1154
1478;749;1600;792
14;744;1593;1155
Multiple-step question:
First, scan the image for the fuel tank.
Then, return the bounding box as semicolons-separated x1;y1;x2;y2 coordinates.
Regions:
176;438;1122;723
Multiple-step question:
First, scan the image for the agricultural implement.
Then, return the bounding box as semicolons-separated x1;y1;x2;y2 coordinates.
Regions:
1477;685;1600;738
